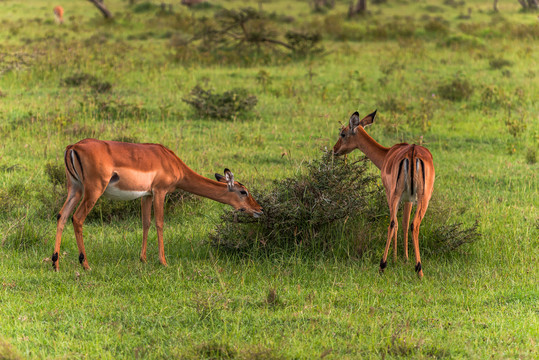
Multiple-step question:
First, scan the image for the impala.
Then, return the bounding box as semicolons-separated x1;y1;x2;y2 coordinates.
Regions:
333;110;435;278
52;138;263;271
53;6;64;24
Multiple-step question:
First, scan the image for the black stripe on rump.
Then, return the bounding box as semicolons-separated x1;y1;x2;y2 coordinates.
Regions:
410;145;415;195
419;159;425;193
395;159;405;193
64;150;78;181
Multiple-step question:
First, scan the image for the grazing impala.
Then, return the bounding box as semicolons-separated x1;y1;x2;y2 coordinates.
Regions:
333;111;435;278
53;6;64;24
52;138;263;271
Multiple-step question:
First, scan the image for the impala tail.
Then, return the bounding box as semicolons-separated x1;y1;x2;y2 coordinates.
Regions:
64;146;84;184
396;145;428;203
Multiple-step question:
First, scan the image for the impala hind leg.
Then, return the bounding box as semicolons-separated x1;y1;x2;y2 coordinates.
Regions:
411;199;430;279
140;195;152;263
380;196;400;273
402;202;413;262
72;185;106;270
152;191;167;267
52;181;82;271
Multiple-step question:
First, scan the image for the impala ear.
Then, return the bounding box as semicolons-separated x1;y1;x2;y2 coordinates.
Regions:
224;168;234;191
349;111;361;131
359;109;377;128
215;173;225;182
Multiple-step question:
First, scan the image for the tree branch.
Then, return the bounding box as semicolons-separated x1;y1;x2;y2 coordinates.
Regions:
87;0;113;19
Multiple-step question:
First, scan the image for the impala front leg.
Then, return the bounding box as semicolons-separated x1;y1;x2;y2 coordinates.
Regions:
152;191;168;267
140;195;152;263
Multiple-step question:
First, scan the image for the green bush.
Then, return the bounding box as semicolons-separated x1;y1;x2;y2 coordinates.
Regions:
441;33;485;49
424;18;450;34
61;72;112;93
183;86;258;120
525;147;537;164
210;152;382;251
489;58;513;70
480;84;507;107
436;76;474;101
132;2;158;13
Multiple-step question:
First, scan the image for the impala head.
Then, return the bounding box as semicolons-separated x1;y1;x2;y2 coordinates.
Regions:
333;110;377;156
215;168;263;218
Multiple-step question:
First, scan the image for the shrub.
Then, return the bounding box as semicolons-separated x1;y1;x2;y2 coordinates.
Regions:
441;34;485;49
489;57;512;70
525;147;537;164
369;17;417;39
210;151;381;251
505;117;527;138
436;76;474;101
480;84;507;107
424;18;450;35
285;30;324;58
183;85;258;120
132;2;158;13
61;72;112;93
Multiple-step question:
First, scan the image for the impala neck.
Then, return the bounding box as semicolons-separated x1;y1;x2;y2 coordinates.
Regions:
176;164;232;205
353;127;389;170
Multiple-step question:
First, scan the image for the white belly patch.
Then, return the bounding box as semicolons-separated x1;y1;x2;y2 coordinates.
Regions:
103;184;151;201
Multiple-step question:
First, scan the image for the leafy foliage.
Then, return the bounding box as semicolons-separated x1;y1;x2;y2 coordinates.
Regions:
170;7;323;64
211;152;381;250
61;72;112;93
183;85;258;120
436;75;474;101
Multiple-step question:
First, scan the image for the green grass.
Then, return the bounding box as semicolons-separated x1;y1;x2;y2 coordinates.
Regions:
1;0;538;358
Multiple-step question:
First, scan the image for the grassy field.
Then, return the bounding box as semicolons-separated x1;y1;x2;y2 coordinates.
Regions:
1;0;538;359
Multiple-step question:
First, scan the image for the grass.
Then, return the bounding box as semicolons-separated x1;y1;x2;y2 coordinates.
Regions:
0;0;538;358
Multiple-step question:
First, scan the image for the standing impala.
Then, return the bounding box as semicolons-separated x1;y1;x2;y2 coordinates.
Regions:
333;110;435;278
53;6;64;24
52;138;263;271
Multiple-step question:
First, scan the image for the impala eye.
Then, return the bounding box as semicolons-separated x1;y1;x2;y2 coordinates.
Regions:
240;190;248;196
340;133;345;138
